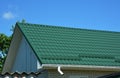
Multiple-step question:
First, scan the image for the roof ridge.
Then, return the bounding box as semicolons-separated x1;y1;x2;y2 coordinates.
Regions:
17;22;120;34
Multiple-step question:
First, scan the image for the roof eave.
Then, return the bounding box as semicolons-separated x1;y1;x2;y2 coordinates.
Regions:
42;64;120;71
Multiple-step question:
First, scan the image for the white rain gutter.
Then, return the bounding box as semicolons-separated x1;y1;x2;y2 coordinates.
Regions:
42;64;120;72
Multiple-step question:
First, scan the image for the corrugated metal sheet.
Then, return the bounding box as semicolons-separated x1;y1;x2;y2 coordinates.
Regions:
0;72;41;78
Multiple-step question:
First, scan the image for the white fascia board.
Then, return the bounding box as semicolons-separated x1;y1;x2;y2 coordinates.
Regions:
42;64;120;71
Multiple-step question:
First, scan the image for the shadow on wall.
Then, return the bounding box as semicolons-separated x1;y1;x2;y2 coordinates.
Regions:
97;72;120;78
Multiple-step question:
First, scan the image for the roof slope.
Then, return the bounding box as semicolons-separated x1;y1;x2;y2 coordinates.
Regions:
16;23;120;66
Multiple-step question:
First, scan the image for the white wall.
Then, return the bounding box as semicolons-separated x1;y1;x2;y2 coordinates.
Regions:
12;36;39;72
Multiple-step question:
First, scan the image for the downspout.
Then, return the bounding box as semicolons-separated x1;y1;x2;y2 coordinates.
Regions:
58;66;64;75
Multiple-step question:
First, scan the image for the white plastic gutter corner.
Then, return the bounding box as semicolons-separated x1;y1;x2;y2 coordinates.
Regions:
58;66;64;75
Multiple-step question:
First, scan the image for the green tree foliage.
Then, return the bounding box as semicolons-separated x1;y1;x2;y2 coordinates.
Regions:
10;25;15;32
0;34;11;53
10;19;26;32
0;34;12;72
21;19;26;23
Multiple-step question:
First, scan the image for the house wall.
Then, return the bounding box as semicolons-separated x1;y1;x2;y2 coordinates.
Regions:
12;36;38;72
47;69;116;78
2;26;22;73
11;35;47;78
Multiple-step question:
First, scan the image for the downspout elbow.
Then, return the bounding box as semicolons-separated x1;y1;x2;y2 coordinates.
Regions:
58;66;64;75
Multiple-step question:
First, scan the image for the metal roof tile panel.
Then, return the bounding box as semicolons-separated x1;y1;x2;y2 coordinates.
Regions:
16;22;120;67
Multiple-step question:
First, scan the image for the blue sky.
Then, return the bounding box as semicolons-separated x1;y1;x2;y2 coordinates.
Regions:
0;0;120;36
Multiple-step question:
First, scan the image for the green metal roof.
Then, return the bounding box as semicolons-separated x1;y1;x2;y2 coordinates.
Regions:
16;23;120;66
